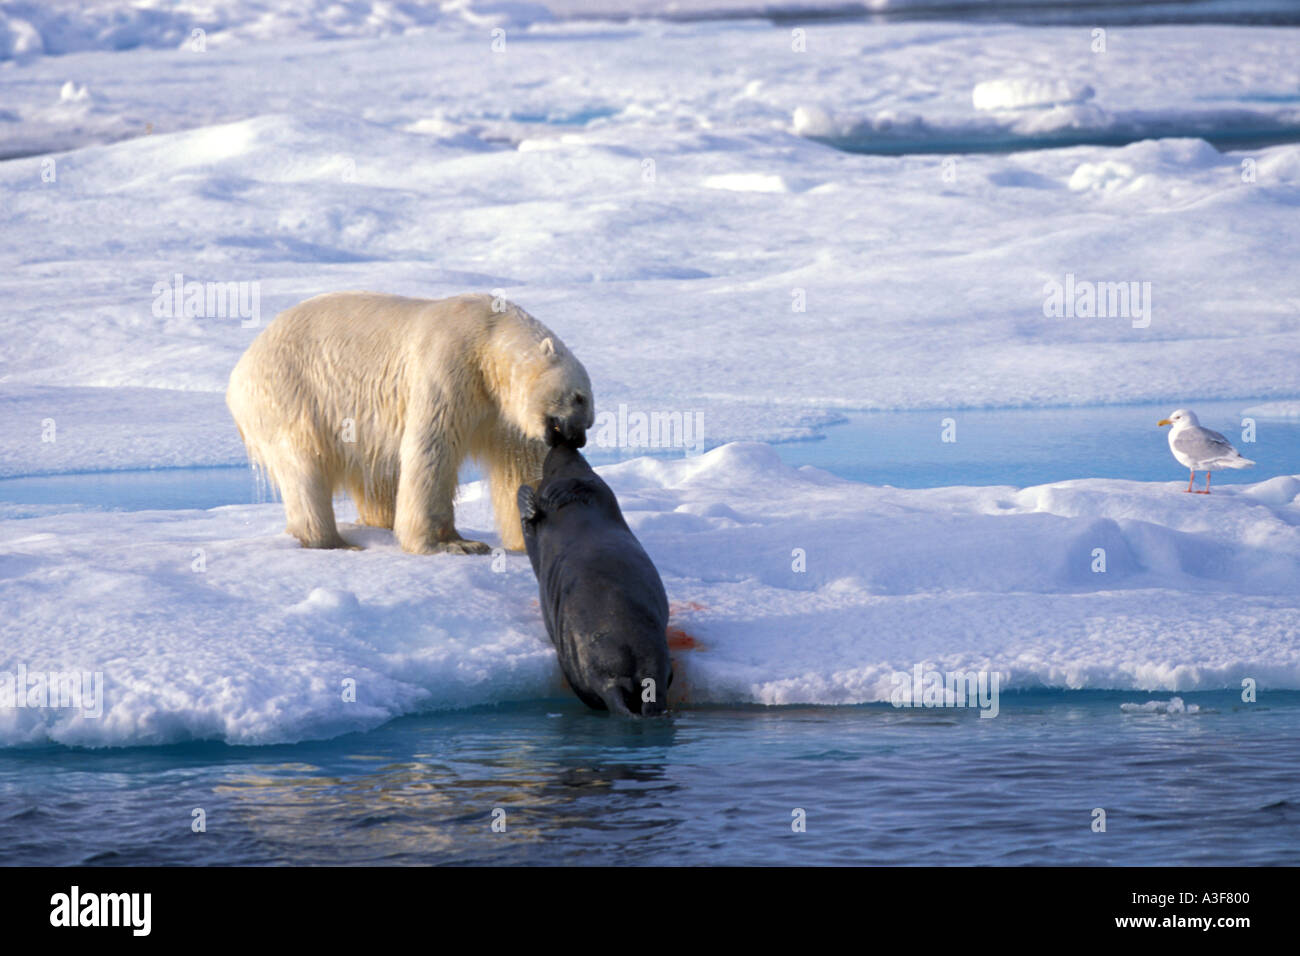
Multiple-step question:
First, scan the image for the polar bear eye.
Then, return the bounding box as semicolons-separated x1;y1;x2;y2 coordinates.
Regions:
572;393;586;406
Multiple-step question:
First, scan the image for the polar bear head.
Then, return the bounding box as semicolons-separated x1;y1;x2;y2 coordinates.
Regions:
480;301;596;449
531;337;595;448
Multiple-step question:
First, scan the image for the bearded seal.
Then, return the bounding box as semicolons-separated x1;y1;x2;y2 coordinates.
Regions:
518;443;671;716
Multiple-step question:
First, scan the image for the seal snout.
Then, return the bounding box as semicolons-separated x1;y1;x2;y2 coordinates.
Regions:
545;413;587;449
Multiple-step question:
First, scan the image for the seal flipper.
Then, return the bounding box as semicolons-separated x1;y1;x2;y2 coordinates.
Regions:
517;484;540;524
516;484;542;575
539;477;599;512
599;682;636;717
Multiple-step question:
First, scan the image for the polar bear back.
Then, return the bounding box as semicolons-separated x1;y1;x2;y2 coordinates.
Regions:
229;291;546;458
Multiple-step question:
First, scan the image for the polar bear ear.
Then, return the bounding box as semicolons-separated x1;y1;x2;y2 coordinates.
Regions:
539;337;556;358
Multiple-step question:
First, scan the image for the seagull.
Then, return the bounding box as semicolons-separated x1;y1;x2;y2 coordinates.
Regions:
1157;409;1254;494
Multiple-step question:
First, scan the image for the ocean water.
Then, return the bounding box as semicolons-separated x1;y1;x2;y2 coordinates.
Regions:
2;401;1298;866
2;692;1298;866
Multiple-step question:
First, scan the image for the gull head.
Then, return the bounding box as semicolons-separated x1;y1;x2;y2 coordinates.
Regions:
1158;408;1199;428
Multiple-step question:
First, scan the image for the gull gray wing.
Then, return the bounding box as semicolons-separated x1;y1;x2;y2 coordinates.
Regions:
1173;426;1236;460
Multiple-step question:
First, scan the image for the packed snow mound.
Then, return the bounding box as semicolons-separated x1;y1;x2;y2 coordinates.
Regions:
3;443;1299;747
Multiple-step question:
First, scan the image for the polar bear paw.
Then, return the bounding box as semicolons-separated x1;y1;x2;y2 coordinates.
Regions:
428;537;492;556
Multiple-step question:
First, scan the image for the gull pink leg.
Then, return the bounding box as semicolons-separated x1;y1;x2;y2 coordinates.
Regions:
1186;470;1195;493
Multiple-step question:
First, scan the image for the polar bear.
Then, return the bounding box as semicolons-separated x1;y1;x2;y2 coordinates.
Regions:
226;291;594;554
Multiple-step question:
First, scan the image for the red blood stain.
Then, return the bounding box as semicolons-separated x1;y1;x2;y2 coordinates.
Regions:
666;626;700;650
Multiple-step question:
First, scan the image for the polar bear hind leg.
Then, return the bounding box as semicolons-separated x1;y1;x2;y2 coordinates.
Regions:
272;446;352;549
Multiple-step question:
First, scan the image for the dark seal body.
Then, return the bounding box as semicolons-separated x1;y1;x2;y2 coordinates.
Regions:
518;444;671;716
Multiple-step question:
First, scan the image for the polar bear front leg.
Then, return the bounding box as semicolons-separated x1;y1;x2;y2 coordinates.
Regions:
393;427;490;555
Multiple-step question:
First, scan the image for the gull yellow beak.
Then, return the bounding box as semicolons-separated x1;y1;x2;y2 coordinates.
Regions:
1157;419;1173;427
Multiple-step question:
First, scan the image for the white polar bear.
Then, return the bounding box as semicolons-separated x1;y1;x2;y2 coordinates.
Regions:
226;291;594;554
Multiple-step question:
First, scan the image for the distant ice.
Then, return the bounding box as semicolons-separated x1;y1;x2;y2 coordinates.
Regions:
5;0;1296;65
1243;402;1300;421
0;0;549;62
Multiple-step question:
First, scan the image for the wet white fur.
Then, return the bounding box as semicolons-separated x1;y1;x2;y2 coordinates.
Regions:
226;292;593;553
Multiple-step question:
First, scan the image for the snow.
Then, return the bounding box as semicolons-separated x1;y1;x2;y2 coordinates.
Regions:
2;443;1297;747
2;20;1299;476
3;0;1295;63
972;78;1095;112
0;0;551;61
2;3;1299;745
